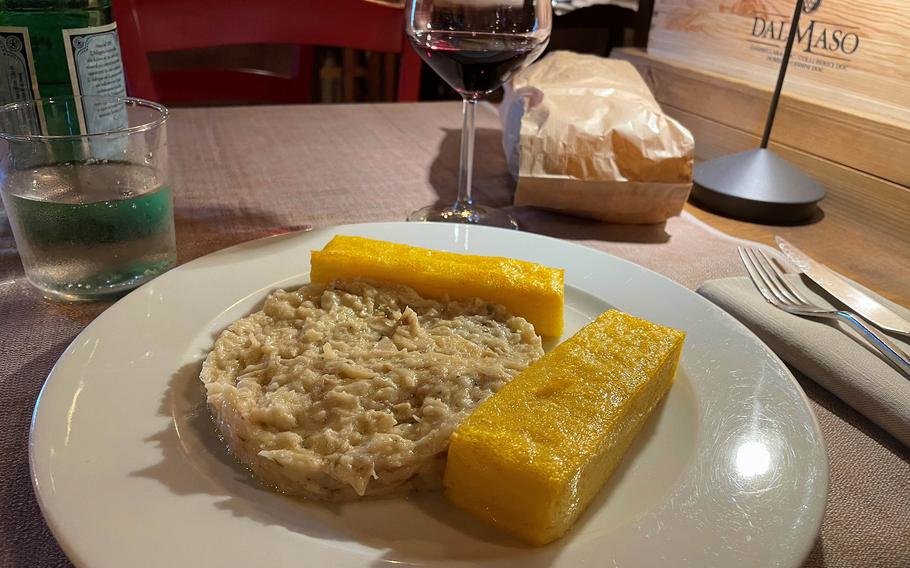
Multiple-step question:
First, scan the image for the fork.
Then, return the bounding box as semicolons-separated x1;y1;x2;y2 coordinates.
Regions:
739;247;910;378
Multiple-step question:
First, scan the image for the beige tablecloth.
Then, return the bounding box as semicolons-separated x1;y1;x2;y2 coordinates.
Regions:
0;102;906;567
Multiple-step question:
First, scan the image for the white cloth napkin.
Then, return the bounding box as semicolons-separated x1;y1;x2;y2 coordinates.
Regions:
698;275;910;447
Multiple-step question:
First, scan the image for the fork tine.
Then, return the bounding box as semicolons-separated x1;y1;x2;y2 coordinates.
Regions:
754;250;807;305
742;248;787;304
738;247;778;305
745;248;796;306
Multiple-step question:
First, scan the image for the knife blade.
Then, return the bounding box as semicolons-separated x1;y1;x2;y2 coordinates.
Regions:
776;236;910;336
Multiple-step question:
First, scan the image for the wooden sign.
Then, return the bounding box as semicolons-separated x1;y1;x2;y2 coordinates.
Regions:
647;0;910;126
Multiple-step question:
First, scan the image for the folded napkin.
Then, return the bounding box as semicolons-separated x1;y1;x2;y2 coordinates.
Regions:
698;275;910;447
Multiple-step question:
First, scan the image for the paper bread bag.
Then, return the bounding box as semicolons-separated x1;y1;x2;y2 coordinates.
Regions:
501;51;695;224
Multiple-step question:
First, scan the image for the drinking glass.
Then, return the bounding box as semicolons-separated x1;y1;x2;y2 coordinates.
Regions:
0;96;175;302
405;0;552;229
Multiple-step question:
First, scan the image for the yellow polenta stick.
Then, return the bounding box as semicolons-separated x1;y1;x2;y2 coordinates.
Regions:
310;235;564;337
444;310;685;545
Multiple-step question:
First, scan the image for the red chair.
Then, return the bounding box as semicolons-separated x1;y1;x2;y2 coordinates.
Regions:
114;0;422;104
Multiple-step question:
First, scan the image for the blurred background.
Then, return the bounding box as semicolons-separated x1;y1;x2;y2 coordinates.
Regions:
140;0;654;105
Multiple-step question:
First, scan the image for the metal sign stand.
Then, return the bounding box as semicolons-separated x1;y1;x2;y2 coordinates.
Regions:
690;0;827;224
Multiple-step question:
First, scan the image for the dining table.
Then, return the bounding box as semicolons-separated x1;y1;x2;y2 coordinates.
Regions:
0;101;907;567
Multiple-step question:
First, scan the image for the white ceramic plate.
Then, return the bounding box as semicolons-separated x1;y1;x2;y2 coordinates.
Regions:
31;222;826;568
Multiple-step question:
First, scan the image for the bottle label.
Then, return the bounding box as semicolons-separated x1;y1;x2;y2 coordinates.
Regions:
0;26;45;132
0;27;40;103
62;22;128;135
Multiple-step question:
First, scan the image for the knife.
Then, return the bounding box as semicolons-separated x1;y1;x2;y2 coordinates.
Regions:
776;236;910;338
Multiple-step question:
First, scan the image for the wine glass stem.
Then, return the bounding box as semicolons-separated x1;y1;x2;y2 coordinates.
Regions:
455;97;477;212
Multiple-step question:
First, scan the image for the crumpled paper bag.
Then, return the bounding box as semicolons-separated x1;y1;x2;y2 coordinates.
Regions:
501;51;695;224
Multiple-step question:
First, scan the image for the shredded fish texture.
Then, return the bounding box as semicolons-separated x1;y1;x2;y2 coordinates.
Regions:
200;279;543;501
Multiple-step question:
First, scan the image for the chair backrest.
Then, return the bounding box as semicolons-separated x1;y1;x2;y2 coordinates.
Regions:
115;0;421;104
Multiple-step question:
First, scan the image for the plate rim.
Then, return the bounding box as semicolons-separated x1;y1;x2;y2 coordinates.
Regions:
28;221;828;567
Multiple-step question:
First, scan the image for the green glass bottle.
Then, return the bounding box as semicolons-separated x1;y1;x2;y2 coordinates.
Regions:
0;0;127;135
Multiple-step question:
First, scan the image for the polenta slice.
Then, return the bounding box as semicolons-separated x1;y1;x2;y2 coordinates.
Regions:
310;235;564;337
444;310;685;545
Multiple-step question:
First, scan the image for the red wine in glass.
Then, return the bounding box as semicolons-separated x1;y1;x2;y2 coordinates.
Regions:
409;31;547;98
404;0;552;229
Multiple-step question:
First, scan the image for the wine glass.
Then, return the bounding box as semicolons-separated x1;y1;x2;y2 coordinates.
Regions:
405;0;552;229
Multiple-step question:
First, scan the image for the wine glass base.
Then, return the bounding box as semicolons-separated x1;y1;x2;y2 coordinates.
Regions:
407;204;519;230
